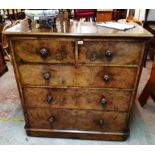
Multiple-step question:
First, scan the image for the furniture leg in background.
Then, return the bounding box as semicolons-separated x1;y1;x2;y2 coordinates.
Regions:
139;57;155;106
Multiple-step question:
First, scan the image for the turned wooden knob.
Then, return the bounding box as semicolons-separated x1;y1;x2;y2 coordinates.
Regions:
100;96;108;105
105;50;113;59
47;95;53;104
99;119;104;126
39;48;49;59
48;116;55;123
43;72;51;80
103;74;111;82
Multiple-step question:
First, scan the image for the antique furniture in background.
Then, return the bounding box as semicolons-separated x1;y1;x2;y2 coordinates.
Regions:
143;9;155;60
139;56;155;106
96;9;113;22
0;19;8;76
74;9;96;21
4;20;152;141
2;9;25;23
112;9;127;21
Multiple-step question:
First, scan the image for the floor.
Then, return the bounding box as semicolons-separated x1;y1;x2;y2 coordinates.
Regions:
0;61;155;144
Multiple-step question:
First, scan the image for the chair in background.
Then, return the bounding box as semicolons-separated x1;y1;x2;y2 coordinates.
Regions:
111;9;127;21
1;23;12;62
2;9;25;23
143;9;155;61
138;56;155;106
1;19;25;63
138;9;155;106
74;9;96;22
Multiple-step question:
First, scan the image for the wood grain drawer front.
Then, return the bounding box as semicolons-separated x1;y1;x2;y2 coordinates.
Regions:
19;64;137;89
12;39;75;63
27;108;128;132
88;66;137;89
23;88;132;112
18;64;76;87
78;41;144;65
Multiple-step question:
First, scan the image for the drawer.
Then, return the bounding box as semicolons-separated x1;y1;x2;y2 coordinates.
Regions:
78;41;144;65
23;88;132;112
19;64;137;89
12;39;75;63
19;64;76;86
27;108;128;132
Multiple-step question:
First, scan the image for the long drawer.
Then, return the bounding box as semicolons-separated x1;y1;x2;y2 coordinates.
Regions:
18;64;137;89
12;39;75;63
27;108;128;132
23;87;132;112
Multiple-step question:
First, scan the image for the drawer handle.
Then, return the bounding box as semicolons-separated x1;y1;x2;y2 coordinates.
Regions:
48;116;55;123
43;72;51;80
47;95;53;104
39;48;49;59
90;52;98;61
99;119;104;127
105;50;113;60
103;74;111;82
100;96;108;105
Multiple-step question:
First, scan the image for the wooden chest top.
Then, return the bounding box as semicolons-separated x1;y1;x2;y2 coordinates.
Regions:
4;20;153;38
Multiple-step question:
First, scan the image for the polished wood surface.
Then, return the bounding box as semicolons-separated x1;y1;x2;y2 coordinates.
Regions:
27;108;128;132
23;87;132;112
13;39;75;63
5;20;152;141
18;64;137;89
4;20;152;37
78;40;144;65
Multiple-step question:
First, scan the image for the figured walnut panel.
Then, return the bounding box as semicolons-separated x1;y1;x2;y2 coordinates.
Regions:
12;39;75;63
18;64;137;89
88;66;137;89
23;87;132;112
78;41;144;65
27;108;128;132
18;64;76;87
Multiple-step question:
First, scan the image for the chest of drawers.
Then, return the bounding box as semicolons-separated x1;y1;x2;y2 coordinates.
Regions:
4;20;152;141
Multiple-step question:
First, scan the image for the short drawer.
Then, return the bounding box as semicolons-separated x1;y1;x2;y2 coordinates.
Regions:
23;88;132;112
78;41;144;65
19;64;137;89
12;39;75;63
27;108;128;132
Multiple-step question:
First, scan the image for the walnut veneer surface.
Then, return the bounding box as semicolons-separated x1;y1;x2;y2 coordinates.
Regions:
4;20;152;141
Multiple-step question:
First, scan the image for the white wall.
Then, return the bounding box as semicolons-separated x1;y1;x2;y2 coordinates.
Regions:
147;9;155;20
126;9;146;21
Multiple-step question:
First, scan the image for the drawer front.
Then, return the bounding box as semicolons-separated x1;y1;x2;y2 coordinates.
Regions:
87;66;137;89
12;39;75;63
23;88;132;112
19;64;137;89
78;41;144;65
27;108;128;132
18;64;76;86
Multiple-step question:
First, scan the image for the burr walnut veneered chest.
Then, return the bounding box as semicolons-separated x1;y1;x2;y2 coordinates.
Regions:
4;20;152;141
